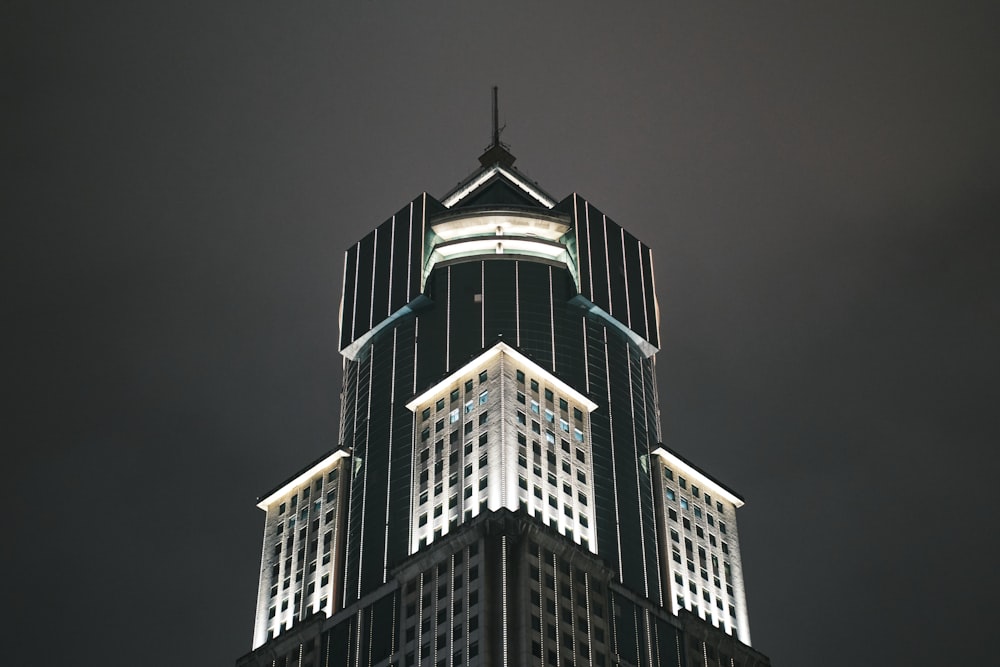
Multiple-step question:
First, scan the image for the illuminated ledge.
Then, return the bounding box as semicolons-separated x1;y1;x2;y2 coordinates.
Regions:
405;341;598;413
441;164;556;209
256;449;351;510
338;296;431;361
651;446;744;508
569;295;659;358
422;210;575;290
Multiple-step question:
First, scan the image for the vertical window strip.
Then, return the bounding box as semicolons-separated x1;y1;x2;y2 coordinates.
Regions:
387;214;396;317
356;355;375;598
514;261;521;347
354;609;364;667
620;228;631;329
390;590;399;663
343;358;363;608
549;266;556;370
369;227;378;329
383;329;398;582
584;572;594;667
572;194;580;295
446;267;451;372
603;326;624;580
638;355;663;607
584;201;594;302
465;546;471;666
449;555;455;667
406;202;413;299
418;573;425;667
552;551;560;667
501;535;509;667
625;342;650;599
351;242;361;343
643;608;654;667
481;261;485;349
602;215;613;316
637;238;650;343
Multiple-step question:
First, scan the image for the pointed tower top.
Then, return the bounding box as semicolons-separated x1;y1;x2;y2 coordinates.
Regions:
479;86;516;168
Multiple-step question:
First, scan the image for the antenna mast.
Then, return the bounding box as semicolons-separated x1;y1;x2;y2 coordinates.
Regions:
478;86;515;167
492;86;500;148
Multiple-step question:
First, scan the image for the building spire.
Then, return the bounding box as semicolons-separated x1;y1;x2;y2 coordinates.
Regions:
479;86;516;168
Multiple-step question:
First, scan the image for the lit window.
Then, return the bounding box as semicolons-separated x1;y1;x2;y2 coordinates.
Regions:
530;400;540;415
560;419;569;433
666;489;675;501
545;430;555;444
573;428;584;442
478;390;488;405
449;409;459;424
680;498;689;510
544;409;554;423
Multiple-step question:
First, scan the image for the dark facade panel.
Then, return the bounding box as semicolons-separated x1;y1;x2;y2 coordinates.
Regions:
640;241;658;348
350;232;374;343
340;194;441;353
482;259;519;346
623;230;647;340
555;194;660;352
370;216;394;328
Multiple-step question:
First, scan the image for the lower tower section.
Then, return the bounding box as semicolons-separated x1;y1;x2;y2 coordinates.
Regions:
237;512;771;667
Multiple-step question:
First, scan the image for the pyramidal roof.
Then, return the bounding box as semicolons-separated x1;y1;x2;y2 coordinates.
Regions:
441;88;557;211
440;160;557;211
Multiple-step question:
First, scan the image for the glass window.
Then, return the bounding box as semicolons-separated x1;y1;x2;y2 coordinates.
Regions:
449;409;459;424
666;488;675;501
478;390;488;405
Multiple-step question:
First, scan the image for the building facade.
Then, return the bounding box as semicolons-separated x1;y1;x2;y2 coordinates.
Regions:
238;137;770;667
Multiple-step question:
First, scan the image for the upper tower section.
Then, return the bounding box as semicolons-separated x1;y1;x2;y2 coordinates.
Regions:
338;113;661;360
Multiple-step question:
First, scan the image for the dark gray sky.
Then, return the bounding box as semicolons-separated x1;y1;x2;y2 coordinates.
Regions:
5;2;999;665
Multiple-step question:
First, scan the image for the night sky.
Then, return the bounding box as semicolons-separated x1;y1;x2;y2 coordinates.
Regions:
6;2;999;665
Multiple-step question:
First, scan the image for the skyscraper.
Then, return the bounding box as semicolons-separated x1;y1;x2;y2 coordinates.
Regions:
238;107;771;667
